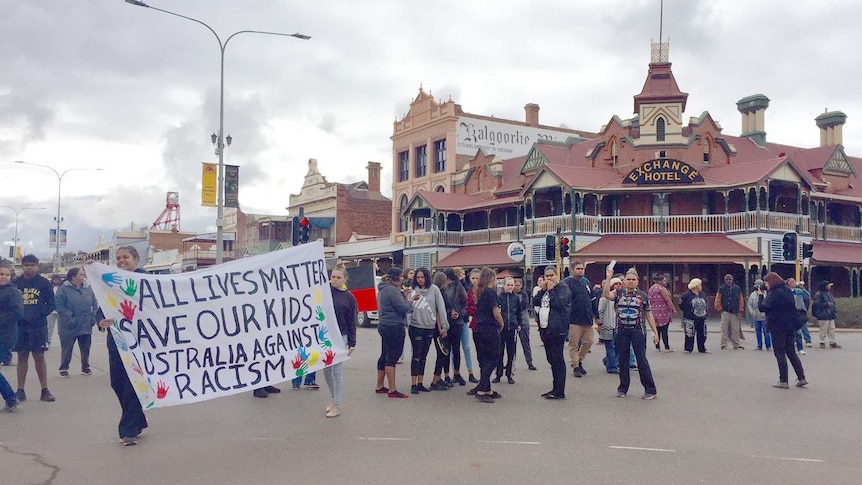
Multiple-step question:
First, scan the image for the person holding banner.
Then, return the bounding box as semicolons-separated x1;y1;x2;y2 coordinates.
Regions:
96;246;148;446
322;267;357;418
376;267;415;399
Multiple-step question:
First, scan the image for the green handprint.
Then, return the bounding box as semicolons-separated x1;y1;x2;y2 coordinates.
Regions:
121;279;138;297
315;306;325;321
295;361;309;377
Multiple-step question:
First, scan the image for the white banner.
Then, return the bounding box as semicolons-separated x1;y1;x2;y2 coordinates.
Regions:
455;116;580;157
86;241;348;409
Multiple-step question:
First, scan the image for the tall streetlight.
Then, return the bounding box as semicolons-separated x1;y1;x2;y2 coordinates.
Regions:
0;206;46;265
125;0;310;264
13;161;103;270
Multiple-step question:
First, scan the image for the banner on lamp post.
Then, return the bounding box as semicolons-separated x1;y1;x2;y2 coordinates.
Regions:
225;165;239;208
201;163;217;207
48;229;67;248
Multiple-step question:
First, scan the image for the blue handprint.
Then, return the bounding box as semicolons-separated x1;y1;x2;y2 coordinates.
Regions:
102;272;123;287
298;346;310;361
318;326;329;342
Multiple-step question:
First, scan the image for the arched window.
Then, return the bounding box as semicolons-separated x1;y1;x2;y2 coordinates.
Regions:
703;135;712;163
656;117;666;142
435;185;445;193
399;195;409;232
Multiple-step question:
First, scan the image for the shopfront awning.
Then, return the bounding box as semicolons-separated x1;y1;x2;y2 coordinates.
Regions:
573;234;761;264
435;243;520;269
811;241;862;266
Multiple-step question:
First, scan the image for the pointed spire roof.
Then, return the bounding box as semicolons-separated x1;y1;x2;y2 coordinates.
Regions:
633;44;688;113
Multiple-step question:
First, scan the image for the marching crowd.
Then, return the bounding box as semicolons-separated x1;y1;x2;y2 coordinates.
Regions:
0;249;844;446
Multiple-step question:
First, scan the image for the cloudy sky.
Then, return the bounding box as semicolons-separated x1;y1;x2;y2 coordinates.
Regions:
2;0;861;260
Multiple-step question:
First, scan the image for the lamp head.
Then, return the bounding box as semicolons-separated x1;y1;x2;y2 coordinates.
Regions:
211;133;218;145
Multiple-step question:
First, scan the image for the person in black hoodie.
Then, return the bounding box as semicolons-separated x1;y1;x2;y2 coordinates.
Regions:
494;277;523;385
322;267;357;418
13;254;56;403
812;281;840;349
563;262;596;377
0;262;23;411
533;266;571;400
758;272;807;389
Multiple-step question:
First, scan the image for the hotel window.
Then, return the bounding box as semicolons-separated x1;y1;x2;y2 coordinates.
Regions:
415;145;427;177
399;195;409;232
703;140;711;163
434;139;447;172
398;151;409;181
652;194;669;216
656;117;666;142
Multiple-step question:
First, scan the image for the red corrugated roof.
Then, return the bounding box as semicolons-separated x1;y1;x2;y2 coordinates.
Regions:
574;234;760;263
811;241;862;265
435;243;520;268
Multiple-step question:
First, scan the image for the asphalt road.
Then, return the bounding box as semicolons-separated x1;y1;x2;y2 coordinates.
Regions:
1;324;860;485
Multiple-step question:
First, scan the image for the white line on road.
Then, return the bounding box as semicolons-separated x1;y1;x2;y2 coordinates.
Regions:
609;445;676;453
751;455;825;463
478;440;542;445
356;437;413;441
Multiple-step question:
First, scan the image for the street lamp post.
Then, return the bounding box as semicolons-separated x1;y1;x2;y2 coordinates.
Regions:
13;161;103;271
125;0;310;264
0;206;46;265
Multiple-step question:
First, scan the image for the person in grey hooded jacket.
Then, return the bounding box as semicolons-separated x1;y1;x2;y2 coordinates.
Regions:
407;267;448;394
55;268;98;377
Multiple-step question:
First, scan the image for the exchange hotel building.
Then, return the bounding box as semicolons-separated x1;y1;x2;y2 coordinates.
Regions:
392;45;862;298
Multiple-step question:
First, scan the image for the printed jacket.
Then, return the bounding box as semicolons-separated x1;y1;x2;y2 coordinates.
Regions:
533;283;571;336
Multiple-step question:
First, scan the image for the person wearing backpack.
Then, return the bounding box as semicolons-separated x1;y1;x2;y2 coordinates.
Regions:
787;279;812;354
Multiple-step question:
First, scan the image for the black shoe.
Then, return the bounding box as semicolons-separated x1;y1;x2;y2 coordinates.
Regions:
492;375;501;384
466;387;478;396
574;366;583;378
253;388;268;398
444;377;453;387
541;391;553;397
429;381;448;391
578;363;587;375
468;374;479;383
417;383;431;392
528;365;538;371
40;389;55;402
15;389;25;402
453;375;467;386
507;376;515;385
476;394;495;403
411;385;419;395
545;393;565;400
263;385;281;394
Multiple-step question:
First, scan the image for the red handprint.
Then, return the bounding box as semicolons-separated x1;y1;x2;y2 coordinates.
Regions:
291;353;303;370
120;300;137;321
322;349;335;366
156;380;169;399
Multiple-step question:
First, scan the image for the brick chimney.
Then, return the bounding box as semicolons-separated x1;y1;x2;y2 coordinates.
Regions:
366;161;381;193
525;103;540;127
736;94;769;147
815;111;847;146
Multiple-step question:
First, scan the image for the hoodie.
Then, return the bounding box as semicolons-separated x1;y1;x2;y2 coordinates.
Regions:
0;283;23;334
14;274;55;328
408;284;448;331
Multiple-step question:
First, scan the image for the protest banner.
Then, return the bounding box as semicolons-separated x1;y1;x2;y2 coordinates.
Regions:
86;241;348;409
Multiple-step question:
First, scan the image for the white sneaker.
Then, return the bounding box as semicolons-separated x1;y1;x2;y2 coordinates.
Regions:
797;350;806;355
325;405;340;418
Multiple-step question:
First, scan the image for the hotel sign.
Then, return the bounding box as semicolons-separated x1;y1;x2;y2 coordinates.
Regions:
623;159;704;185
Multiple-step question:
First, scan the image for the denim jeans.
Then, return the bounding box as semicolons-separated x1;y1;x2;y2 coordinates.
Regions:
753;320;771;349
0;371;15;405
409;326;435;378
292;372;316;387
795;322;811;350
517;315;533;367
458;325;474;373
602;338;618;373
616;325;657;395
322;334;346;406
59;334;91;372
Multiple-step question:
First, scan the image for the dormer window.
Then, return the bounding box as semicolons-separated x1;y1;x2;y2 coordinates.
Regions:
656;117;666;142
703;140;711;163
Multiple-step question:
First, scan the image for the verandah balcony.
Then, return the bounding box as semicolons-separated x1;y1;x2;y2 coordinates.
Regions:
404;211;848;248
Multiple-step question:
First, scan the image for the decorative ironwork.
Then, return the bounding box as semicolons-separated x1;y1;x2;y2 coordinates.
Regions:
651;41;670;64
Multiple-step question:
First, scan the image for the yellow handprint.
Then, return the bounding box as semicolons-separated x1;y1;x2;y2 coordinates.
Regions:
106;292;119;309
308;350;320;367
313;288;322;305
133;378;150;394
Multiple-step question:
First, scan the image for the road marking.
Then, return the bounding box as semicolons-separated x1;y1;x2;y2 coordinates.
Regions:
479;440;542;445
356;437;413;441
751;455;824;463
609;446;676;453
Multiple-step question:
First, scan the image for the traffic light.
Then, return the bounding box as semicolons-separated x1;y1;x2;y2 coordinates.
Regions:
781;232;797;261
559;236;570;259
801;242;813;259
291;217;300;246
545;235;556;261
299;217;311;244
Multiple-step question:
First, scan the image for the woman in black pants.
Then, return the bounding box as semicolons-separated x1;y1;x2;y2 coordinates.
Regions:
95;246;148;446
375;268;415;399
468;268;504;403
758;272;807;389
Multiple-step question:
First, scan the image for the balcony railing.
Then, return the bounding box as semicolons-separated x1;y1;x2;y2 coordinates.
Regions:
403;211;858;248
